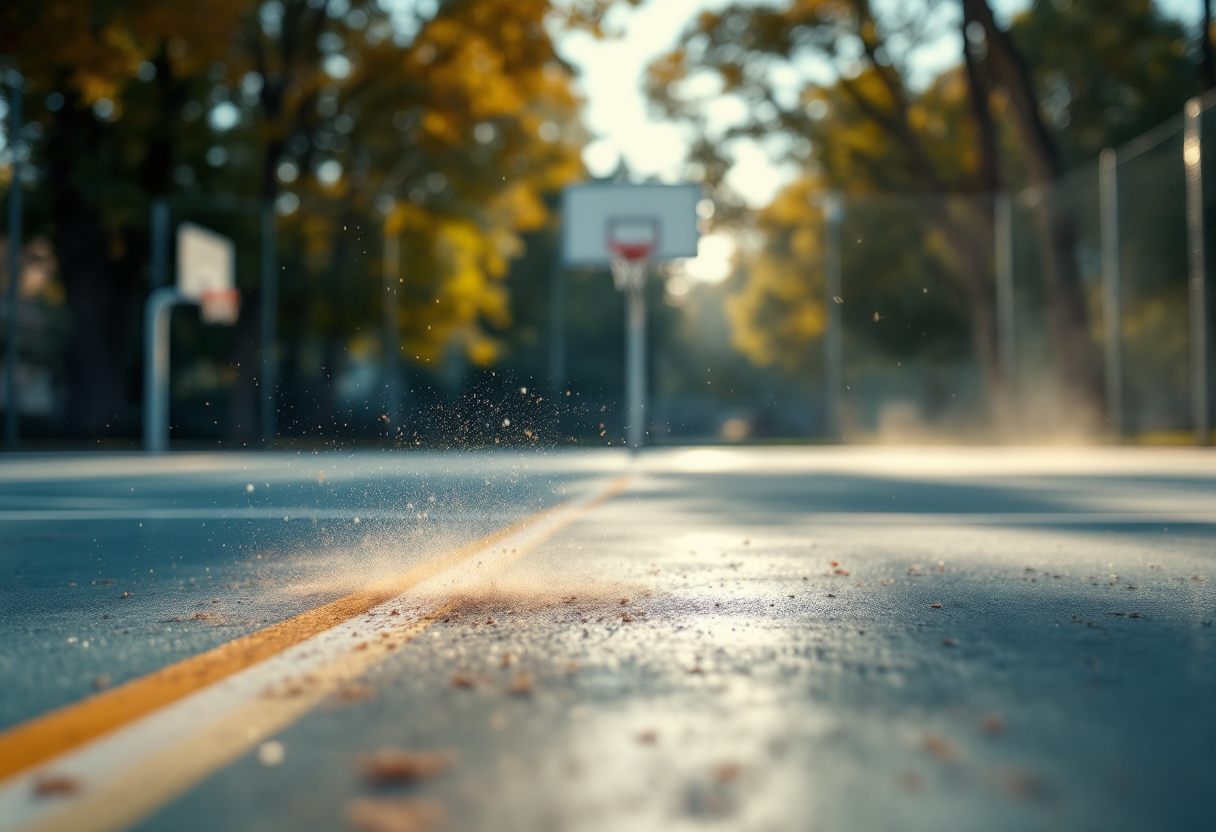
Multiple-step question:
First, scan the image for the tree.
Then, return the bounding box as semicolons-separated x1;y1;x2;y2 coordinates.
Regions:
1;0;599;440
648;1;1011;416
649;0;1199;430
1;0;246;436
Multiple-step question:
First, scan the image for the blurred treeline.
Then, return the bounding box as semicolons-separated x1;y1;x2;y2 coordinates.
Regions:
651;0;1213;435
1;0;1213;446
0;0;630;446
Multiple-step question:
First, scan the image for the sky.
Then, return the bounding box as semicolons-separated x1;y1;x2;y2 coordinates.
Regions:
556;0;1204;211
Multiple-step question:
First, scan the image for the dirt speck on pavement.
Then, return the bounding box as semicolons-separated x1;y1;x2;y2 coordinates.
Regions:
347;797;444;832
449;673;476;689
356;749;453;785
506;671;534;695
980;714;1005;735
33;774;80;797
921;733;960;762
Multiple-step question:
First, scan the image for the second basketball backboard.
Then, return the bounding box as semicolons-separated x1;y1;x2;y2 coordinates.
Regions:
560;183;701;267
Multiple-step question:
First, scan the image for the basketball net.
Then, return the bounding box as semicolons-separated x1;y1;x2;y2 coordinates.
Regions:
199;289;241;325
609;242;652;293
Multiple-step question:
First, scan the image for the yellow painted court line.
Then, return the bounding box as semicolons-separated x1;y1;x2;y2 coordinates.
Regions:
0;476;629;784
19;616;439;832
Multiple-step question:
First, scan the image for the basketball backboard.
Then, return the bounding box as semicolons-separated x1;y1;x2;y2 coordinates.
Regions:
561;183;701;267
177;222;235;299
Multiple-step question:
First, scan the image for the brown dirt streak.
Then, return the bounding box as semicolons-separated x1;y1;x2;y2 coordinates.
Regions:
0;476;629;783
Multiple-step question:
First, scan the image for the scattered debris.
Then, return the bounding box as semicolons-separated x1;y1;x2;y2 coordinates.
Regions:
930;603;942;609
32;774;80;797
619;597;630;605
507;672;534;695
921;734;959;762
942;638;955;647
449;673;476;689
92;675;111;691
347;798;445;832
712;762;742;783
620;613;634;623
500;653;512;667
353;642;369;651
995;768;1057;802
192;611;223;622
119;592;132;599
356;749;453;785
339;684;373;702
637;730;658;745
980;714;1005;735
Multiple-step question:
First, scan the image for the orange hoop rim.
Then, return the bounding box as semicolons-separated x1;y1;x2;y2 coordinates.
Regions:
608;241;655;263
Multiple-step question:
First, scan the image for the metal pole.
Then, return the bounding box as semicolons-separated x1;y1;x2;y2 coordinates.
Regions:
549;254;565;398
259;205;278;446
1185;98;1211;445
823;191;843;441
383;227;401;425
994;192;1016;402
143;288;185;451
150;198;169;288
1098;149;1123;438
625;277;646;452
5;76;23;449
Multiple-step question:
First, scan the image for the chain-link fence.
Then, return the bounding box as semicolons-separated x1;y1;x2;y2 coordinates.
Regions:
3;91;1215;447
644;94;1215;445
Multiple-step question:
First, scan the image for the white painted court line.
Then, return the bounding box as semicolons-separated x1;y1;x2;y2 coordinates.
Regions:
0;507;533;522
4;509;1214;525
0;477;627;832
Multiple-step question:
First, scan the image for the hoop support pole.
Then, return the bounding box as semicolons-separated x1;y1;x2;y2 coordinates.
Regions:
143;288;186;452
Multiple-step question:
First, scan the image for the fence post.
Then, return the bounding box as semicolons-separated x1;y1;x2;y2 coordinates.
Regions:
150;198;169;288
549;252;565;400
1184;98;1211;445
823;191;843;441
382;225;401;426
259;205;278;446
994;192;1015;409
1099;148;1123;439
4;74;23;449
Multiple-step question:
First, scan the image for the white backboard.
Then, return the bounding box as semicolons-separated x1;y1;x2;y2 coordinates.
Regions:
561;183;701;267
177;223;235;299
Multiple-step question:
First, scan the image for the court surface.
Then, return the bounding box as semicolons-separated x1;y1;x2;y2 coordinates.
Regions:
0;446;1212;832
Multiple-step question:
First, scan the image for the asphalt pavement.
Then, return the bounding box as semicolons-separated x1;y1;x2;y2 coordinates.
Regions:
0;446;1213;832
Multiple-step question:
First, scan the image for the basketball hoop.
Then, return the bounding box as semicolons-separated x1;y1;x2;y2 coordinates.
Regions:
609;242;652;293
607;218;657;293
199;288;241;325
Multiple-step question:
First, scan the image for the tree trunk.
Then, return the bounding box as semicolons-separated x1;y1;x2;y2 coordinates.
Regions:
966;0;1104;428
1202;0;1215;93
46;97;133;438
929;202;1004;425
55;215;130;437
